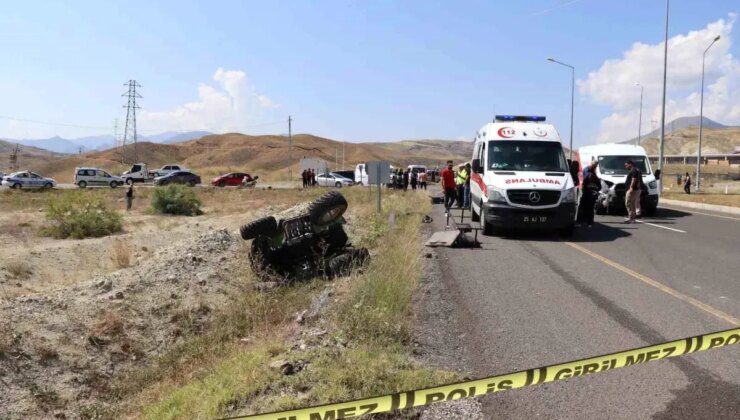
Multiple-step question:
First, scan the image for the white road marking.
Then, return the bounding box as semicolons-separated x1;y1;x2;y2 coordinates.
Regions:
660;206;740;222
635;220;686;233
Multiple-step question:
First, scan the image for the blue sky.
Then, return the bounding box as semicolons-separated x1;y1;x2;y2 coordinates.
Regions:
1;0;738;147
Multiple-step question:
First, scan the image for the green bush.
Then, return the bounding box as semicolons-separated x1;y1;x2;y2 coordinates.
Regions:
41;192;123;239
151;184;203;216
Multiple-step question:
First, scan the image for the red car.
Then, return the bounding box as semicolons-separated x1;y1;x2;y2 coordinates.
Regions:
212;172;253;187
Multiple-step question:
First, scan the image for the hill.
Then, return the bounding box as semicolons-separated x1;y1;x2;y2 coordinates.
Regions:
627;126;740;155
0;140;66;173
624;116;727;144
29;134;474;182
10;131;213;154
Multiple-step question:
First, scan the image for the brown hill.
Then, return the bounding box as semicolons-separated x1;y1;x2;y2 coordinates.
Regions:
30;134;474;183
629;126;739;155
0;140;66;174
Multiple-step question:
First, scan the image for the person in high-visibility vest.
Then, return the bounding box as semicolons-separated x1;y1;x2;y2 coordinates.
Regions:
455;164;467;208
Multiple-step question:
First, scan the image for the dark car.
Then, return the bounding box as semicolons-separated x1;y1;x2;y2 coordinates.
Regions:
212;172;253;187
154;171;201;187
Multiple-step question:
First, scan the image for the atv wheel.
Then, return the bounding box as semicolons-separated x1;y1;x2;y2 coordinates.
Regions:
327;248;369;277
240;216;278;240
309;191;348;226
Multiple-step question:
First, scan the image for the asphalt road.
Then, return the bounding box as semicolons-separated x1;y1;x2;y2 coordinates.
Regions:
423;195;740;418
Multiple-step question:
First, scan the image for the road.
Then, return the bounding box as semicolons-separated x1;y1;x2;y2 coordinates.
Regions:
420;197;740;418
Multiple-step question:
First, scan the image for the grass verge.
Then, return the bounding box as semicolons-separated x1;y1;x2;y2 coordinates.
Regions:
135;189;456;419
662;191;740;208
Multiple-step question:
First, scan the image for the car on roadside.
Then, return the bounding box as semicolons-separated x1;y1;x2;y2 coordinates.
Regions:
316;172;355;188
154;170;201;187
212;172;254;187
74;167;125;188
1;171;57;190
154;164;189;177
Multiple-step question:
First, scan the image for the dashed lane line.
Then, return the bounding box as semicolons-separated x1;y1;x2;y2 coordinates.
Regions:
635;220;686;233
565;241;739;326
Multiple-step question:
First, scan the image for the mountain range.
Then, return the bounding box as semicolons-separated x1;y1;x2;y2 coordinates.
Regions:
3;131;212;154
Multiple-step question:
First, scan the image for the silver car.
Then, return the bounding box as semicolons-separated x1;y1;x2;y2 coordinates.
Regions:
316;172;355;188
1;171;56;189
74;167;124;188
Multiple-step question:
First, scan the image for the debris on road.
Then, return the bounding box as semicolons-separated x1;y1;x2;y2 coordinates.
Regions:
240;191;370;283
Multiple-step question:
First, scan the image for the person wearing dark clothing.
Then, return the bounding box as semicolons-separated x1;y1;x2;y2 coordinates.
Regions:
684;172;691;194
624;160;644;223
441;160;457;212
301;170;307;188
403;170;410;191
310;169;317;187
410;170;418;190
576;161;600;227
125;185;134;211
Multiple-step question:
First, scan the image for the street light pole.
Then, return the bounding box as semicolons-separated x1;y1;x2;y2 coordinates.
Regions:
636;83;643;146
658;0;669;193
547;57;575;159
697;35;720;192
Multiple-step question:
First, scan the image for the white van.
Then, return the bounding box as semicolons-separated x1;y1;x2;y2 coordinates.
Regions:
408;164;427;175
470;115;577;235
74;167;124;188
576;144;660;216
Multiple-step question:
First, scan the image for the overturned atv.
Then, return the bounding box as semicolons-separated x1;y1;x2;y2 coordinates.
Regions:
240;191;369;282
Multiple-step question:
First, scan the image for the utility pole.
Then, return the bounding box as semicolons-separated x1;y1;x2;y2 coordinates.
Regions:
9;143;20;171
636;83;643;145
113;118;122;165
657;0;670;192
335;147;338;172
547;57;575;159
342;141;345;170
288;116;293;184
697;35;721;192
122;80;141;164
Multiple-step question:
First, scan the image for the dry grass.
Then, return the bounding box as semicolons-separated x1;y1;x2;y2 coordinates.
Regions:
109;239;133;269
6;260;33;280
137;190;457;419
91;311;125;338
662;191;740;208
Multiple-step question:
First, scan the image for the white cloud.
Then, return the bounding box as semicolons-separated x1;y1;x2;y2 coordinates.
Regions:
579;14;739;142
139;68;279;133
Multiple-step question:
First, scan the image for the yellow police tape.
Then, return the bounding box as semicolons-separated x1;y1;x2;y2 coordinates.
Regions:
229;328;739;420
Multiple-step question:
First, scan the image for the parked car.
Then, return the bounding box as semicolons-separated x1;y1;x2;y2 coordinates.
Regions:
154;164;189;177
154;171;201;186
317;172;355;188
74;167;124;188
1;171;56;189
212;172;254;187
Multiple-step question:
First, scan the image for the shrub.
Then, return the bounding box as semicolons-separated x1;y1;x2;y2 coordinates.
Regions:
6;260;33;279
151;185;202;216
41;192;123;239
110;240;132;269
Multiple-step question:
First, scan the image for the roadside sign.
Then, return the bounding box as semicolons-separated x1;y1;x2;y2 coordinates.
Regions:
366;161;390;185
300;158;329;175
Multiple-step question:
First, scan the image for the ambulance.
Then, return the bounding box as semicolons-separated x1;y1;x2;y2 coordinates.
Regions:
470;115;577;235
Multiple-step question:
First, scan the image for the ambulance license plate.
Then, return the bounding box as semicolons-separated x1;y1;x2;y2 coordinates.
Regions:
523;216;547;223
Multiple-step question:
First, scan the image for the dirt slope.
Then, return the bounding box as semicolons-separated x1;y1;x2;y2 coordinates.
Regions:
27;134;474;182
628;126;740;155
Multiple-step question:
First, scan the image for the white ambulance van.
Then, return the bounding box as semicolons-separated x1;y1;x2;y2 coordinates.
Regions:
470;115;577;235
576;144;660;216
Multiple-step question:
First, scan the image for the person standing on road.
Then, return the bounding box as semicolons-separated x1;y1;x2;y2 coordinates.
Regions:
684;172;691;194
455;164;467;208
623;160;643;223
311;169;317;187
576;161;600;227
441;160;457;212
125;184;134;211
410;170;418;190
403;169;410;191
463;163;472;208
301;169;307;188
419;170;428;190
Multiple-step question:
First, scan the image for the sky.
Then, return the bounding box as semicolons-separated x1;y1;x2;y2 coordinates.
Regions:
1;0;738;148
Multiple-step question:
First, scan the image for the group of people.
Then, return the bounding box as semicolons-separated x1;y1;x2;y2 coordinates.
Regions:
391;168;428;190
440;160;471;212
576;159;647;226
301;169;318;188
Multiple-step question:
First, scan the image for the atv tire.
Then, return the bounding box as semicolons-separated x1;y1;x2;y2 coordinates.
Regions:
240;216;278;240
248;238;279;281
309;191;348;226
327;248;369;277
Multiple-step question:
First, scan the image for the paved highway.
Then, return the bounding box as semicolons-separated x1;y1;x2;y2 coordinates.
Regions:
421;199;740;418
